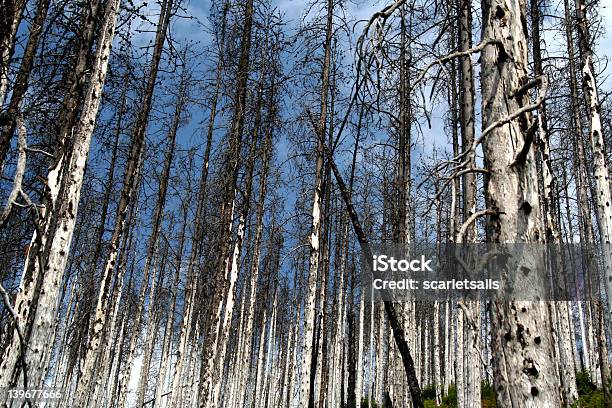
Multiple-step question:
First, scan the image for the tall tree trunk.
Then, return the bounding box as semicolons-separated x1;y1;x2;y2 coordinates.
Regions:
574;0;612;402
169;5;229;405
480;0;562;404
0;0;117;389
457;0;481;405
197;0;254;404
76;0;173;404
299;0;334;405
134;68;188;408
530;0;579;403
236;71;277;405
209;74;262;407
564;0;600;383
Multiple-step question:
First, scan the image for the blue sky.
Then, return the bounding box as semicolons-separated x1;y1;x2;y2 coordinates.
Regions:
108;0;612;264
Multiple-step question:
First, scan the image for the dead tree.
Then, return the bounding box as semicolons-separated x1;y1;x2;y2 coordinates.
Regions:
480;0;562;405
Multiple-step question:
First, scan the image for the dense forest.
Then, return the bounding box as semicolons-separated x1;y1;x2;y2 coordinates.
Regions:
0;0;611;406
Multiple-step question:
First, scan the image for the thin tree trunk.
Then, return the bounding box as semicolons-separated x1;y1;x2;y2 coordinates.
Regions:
135;241;169;407
0;0;50;169
563;0;601;384
456;0;481;404
209;79;262;407
153;201;188;408
197;0;255;404
236;72;277;405
0;0;26;104
573;0;612;402
76;1;172;405
299;0;334;405
529;0;579;403
169;4;229;404
133;62;188;408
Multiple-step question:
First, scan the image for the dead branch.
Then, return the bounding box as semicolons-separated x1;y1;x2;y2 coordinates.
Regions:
480;75;548;141
456;209;497;244
414;39;502;87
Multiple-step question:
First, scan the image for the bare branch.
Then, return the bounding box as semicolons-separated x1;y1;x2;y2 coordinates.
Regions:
414;39;502;87
456;209;497;243
480;76;548;140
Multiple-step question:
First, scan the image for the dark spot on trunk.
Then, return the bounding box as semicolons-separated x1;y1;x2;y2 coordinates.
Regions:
534;336;541;345
495;5;505;19
520;201;532;215
531;386;539;397
517;323;528;346
523;359;539;378
497;44;509;63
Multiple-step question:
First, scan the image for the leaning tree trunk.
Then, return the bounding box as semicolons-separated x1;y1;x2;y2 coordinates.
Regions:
0;0;50;170
75;0;173;405
0;0;26;105
480;0;562;405
0;0;116;390
322;141;424;407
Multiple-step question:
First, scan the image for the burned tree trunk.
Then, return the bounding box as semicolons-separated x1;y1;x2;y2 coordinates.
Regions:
74;0;173;404
0;0;118;390
197;0;255;404
299;0;334;405
0;0;50;169
480;0;562;405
